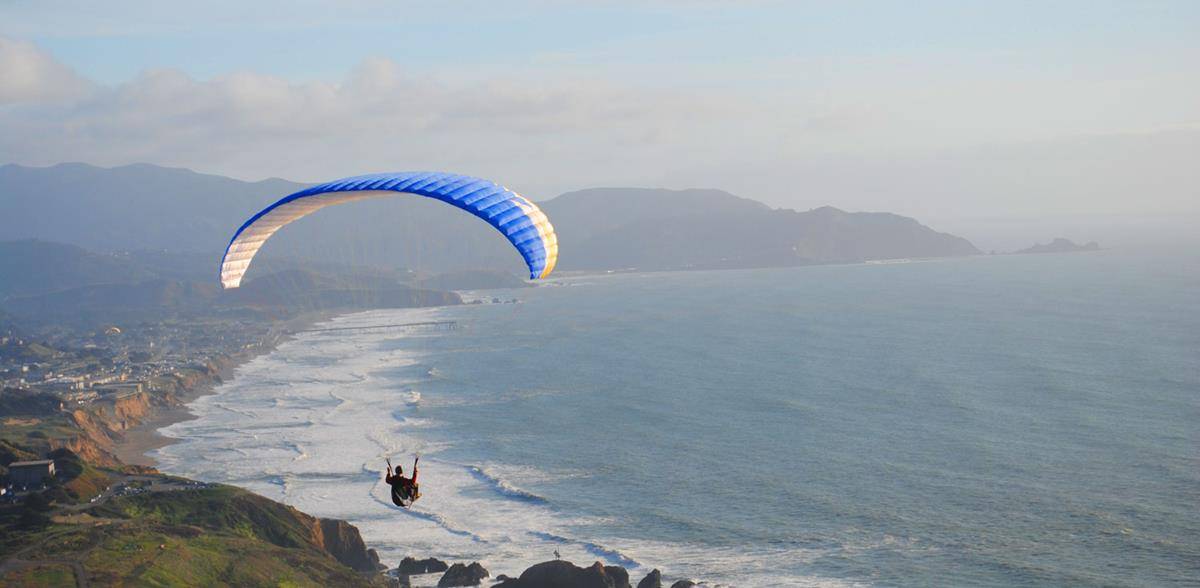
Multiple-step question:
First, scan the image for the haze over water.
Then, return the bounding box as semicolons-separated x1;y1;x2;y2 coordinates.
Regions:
154;251;1199;586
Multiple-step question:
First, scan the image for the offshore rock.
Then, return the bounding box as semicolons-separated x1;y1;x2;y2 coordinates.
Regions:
438;562;490;587
397;556;450;575
637;569;663;588
500;560;631;588
604;564;631;588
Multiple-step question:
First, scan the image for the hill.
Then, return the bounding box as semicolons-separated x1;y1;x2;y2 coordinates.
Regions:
0;240;463;328
1;163;980;277
550;201;978;271
0;475;385;587
0;367;388;587
0;163;299;255
0;240;155;299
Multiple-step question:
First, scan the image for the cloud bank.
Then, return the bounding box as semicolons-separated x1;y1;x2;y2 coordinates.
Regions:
1;34;1197;234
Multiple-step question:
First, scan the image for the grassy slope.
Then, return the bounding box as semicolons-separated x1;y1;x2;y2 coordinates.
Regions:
1;398;384;587
2;485;379;587
1;563;76;587
92;486;322;550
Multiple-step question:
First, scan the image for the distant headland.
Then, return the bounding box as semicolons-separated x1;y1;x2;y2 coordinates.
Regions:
1012;238;1101;255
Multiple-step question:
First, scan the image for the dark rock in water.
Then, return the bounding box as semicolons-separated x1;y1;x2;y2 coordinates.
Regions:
438;562;490;587
669;581;696;588
637;569;662;588
398;556;450;574
507;560;630;588
604;565;631;588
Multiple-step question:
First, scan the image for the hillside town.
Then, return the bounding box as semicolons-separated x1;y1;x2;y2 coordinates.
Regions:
1;317;279;409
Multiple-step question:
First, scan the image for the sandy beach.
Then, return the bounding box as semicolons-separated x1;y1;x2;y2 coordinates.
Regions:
112;405;198;466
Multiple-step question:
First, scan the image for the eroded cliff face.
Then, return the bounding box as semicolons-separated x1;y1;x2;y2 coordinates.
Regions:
108;391;155;430
59;391;156;466
312;517;385;573
61;409;121;466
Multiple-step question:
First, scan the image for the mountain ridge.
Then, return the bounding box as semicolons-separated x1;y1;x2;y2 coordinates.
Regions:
0;162;980;276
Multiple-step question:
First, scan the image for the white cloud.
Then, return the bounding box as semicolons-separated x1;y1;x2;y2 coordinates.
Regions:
0;37;93;104
0;41;730;193
0;34;1197;232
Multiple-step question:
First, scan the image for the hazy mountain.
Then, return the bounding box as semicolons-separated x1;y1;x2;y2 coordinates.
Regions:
0;240;156;298
545;187;770;243
2;279;221;325
0;162;980;277
554;203;978;271
0;240;461;327
0;162;300;253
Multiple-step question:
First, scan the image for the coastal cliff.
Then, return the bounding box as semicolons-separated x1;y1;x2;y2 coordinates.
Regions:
316;517;386;573
0;342;391;586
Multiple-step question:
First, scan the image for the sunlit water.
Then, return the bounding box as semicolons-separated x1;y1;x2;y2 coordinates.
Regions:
155;251;1200;586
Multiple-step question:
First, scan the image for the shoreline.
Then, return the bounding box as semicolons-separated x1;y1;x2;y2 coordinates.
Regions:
111;405;199;466
110;311;331;469
105;304;710;586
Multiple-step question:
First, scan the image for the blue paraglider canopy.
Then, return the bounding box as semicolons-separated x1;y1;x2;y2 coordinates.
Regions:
218;171;558;288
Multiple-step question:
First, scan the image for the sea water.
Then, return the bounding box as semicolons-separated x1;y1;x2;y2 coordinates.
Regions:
154;251;1199;587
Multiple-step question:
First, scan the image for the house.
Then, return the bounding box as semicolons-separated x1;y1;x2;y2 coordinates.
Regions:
8;459;56;487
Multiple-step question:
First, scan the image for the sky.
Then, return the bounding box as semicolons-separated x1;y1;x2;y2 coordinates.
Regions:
1;1;1197;246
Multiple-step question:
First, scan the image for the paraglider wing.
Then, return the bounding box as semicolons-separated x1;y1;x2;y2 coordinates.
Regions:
218;171;558;288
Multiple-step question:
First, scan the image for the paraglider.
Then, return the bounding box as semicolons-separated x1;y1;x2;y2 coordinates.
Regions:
218;171;559;288
386;456;420;508
218;172;558;511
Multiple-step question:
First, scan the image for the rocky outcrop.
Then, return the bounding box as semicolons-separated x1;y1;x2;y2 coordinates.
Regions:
397;556;449;575
604;564;631;588
437;562;489;587
669;581;696;588
637;569;662;588
313;518;384;572
56;391;158;466
497;560;631;588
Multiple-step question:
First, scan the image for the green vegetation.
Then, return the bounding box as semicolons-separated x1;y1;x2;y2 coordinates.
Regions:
0;237;396;586
48;449;110;504
0;563;77;587
94;486;320;550
2;520;376;587
2;474;384;586
0;415;81;463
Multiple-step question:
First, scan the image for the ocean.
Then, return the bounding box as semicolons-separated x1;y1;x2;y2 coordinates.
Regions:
153;251;1199;587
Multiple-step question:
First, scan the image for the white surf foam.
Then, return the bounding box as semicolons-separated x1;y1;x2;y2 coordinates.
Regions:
152;307;850;586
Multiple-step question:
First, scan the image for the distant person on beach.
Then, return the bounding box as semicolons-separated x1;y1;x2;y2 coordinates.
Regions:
386;456;420;507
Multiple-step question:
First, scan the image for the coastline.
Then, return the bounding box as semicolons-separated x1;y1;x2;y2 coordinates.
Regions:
110;312;330;469
111;404;198;466
100;302;737;586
